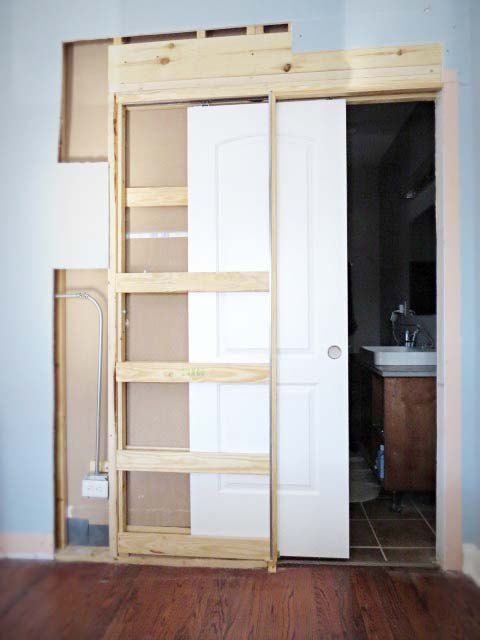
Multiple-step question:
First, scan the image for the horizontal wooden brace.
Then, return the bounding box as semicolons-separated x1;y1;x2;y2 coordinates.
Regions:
116;361;270;383
126;525;190;535
116;271;269;293
117;449;270;474
118;73;442;105
55;545;267;569
118;531;270;560
346;91;437;105
126;186;188;207
119;555;268;569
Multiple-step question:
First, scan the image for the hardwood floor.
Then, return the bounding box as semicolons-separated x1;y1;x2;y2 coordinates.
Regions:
0;560;479;639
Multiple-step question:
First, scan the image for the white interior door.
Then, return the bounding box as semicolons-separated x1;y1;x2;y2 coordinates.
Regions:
188;104;270;539
188;100;349;558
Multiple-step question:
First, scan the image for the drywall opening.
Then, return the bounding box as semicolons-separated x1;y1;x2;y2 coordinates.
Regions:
125;32;197;44
347;101;437;565
55;268;108;547
263;24;289;33
57;25;289;163
59;39;111;162
206;27;247;37
55;103;191;546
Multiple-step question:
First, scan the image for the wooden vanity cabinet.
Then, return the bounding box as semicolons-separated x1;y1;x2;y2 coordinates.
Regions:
361;371;436;492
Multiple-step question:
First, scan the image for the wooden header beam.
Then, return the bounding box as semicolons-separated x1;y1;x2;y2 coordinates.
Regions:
109;34;442;102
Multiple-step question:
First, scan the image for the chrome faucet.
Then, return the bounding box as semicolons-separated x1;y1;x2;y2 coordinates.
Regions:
404;328;419;349
391;301;434;349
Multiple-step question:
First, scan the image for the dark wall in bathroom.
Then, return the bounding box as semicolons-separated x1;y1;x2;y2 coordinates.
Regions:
347;164;381;352
347;102;436;353
378;102;436;347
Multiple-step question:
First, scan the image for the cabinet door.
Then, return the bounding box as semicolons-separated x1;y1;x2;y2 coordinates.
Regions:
384;378;436;491
188;100;349;558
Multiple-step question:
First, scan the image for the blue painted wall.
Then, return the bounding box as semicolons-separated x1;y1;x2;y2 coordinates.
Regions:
0;0;477;548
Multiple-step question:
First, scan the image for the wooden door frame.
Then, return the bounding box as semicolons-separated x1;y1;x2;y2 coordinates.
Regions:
107;36;462;571
50;33;458;570
434;70;462;571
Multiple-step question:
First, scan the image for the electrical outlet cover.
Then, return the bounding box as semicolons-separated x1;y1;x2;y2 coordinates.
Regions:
82;474;109;499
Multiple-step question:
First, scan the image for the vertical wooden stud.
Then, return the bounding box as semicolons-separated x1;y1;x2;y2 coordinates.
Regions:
107;94;119;556
247;25;264;35
268;92;278;571
57;44;68;162
116;102;127;534
54;269;68;548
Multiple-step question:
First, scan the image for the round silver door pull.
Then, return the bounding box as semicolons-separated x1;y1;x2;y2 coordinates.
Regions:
328;345;342;359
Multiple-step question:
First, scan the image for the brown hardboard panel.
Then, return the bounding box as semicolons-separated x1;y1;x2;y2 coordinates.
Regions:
127;472;190;528
125;106;190;526
127;107;187;187
126;207;188;273
126;384;189;448
125;291;189;451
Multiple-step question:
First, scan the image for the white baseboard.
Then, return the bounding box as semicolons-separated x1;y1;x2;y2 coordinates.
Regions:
0;551;54;560
0;533;54;560
463;543;480;586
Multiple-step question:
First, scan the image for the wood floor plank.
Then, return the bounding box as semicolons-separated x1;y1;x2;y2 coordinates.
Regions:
0;560;479;640
311;565;368;639
258;567;322;640
213;572;261;639
102;565;201;639
389;569;441;638
351;568;396;639
0;559;49;617
412;570;480;640
0;562;140;640
365;568;417;638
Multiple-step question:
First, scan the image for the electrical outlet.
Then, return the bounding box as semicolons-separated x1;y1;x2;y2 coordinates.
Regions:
82;474;109;499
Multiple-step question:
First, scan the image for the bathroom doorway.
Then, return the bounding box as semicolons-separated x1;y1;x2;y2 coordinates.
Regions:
347;102;437;565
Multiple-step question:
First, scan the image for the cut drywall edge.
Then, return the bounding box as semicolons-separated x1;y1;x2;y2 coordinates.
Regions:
53;163;109;269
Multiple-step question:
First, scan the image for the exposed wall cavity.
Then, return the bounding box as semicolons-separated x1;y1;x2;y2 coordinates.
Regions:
59;40;111;162
57;24;289;163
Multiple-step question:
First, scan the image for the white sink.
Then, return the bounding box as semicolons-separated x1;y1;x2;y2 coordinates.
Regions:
361;346;436;367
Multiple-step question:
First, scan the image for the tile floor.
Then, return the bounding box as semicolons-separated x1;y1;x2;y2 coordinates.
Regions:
349;492;436;566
